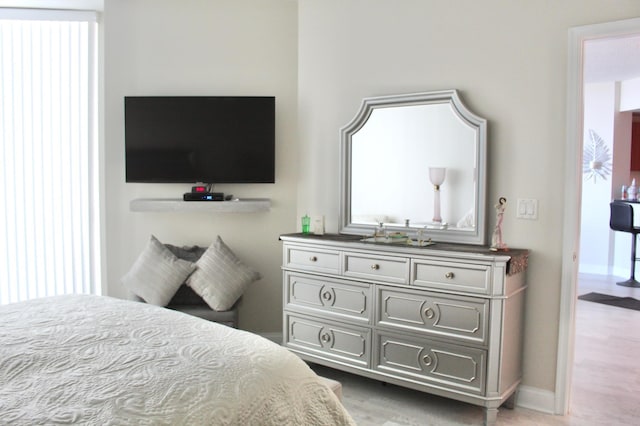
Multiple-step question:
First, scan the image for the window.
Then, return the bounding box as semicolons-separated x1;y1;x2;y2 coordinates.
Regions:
0;8;100;304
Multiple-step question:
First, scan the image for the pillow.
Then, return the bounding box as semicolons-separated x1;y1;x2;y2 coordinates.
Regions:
186;236;261;311
122;235;197;306
163;244;208;306
164;243;207;263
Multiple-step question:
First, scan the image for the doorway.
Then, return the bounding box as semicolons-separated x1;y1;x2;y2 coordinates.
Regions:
558;17;640;415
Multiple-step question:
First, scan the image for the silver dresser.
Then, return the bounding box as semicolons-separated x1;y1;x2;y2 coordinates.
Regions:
280;233;528;425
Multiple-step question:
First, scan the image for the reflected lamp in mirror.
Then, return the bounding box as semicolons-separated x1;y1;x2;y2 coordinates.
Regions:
429;167;447;226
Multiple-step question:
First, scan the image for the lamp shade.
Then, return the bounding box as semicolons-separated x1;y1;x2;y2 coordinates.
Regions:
429;167;446;186
429;167;446;223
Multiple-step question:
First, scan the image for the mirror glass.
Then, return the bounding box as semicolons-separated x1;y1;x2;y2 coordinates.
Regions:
339;90;487;245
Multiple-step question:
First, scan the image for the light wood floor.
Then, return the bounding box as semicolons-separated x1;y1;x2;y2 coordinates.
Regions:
311;273;640;425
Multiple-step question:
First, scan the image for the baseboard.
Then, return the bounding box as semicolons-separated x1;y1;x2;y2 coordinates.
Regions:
516;385;556;414
578;264;608;275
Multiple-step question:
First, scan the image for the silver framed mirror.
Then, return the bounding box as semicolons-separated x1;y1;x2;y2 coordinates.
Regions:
339;90;487;245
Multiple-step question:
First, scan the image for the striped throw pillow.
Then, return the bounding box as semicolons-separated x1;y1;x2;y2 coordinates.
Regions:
121;235;196;306
186;236;261;311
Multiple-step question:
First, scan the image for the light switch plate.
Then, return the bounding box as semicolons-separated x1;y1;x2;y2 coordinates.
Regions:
516;198;538;220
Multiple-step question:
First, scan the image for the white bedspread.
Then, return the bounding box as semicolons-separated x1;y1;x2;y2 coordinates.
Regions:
0;295;355;425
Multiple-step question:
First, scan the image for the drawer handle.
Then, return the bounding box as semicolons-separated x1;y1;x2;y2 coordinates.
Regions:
309;256;318;262
445;272;455;279
321;333;331;343
322;291;333;301
424;308;435;319
422;355;433;366
370;264;380;270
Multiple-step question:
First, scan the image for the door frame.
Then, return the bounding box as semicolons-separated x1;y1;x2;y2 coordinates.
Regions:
557;16;640;414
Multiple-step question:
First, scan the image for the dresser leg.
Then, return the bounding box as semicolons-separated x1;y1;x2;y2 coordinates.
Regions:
484;407;498;426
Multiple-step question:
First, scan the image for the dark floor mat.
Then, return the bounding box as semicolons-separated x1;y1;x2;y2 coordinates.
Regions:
578;292;640;311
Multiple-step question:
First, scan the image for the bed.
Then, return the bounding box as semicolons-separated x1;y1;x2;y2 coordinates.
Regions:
0;294;356;425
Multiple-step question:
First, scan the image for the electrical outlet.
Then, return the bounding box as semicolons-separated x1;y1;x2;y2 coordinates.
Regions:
516;198;538;220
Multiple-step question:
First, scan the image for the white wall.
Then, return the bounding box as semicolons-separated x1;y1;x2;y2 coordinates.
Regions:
611;107;634;277
100;0;640;404
296;0;640;397
621;77;640;111
580;82;616;274
580;79;637;277
103;0;298;332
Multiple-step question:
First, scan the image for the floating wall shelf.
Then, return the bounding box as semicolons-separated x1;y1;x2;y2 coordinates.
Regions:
130;198;271;213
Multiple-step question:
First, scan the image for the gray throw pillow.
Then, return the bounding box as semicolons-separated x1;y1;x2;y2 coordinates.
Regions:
186;236;261;311
164;244;207;263
122;235;196;306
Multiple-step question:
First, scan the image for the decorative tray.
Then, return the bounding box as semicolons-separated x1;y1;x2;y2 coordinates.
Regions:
360;237;434;247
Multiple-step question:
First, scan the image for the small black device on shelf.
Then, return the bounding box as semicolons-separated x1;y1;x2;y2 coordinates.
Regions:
184;192;224;201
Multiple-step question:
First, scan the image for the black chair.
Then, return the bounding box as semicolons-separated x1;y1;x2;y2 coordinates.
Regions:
609;201;640;287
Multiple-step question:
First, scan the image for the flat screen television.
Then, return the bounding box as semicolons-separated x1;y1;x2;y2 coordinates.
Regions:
124;96;275;184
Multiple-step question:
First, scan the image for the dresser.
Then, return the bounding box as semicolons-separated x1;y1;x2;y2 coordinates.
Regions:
280;233;528;426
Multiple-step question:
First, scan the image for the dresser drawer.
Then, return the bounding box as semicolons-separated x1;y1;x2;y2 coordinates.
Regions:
284;245;341;274
412;259;491;294
376;286;488;345
284;314;371;368
344;252;409;284
284;272;371;323
375;330;486;395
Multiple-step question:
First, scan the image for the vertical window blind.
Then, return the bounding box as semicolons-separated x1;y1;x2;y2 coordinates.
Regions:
0;9;100;304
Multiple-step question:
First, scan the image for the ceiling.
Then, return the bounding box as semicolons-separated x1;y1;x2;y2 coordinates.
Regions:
584;34;640;83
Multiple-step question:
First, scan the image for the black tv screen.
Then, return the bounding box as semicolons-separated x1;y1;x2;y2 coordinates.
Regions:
124;96;275;183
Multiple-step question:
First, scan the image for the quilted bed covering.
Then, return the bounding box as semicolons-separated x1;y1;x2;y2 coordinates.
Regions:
0;295;355;425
